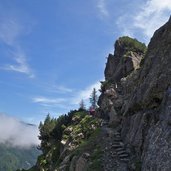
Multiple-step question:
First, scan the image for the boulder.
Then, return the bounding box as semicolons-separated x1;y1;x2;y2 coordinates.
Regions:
75;153;90;171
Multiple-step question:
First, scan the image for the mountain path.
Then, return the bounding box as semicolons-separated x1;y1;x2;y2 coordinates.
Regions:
99;120;130;171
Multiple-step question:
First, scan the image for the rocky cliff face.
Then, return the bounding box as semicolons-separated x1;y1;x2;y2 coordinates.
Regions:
98;36;146;127
25;18;171;171
98;17;171;171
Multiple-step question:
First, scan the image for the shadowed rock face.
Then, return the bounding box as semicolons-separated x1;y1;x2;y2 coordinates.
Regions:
104;37;145;82
141;90;171;171
99;36;146;127
98;17;171;171
124;17;171;114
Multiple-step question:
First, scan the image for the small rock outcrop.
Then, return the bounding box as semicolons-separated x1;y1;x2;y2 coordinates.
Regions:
104;36;145;82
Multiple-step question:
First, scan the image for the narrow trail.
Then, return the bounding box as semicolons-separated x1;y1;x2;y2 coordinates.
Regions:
100;120;130;171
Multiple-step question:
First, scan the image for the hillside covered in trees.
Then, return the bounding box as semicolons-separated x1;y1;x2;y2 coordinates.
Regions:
18;109;102;171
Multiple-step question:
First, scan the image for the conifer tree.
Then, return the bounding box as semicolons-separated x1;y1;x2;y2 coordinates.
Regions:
89;88;98;109
79;99;86;110
38;114;56;152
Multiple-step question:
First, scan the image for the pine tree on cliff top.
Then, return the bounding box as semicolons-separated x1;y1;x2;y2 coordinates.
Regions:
89;88;98;109
79;99;86;110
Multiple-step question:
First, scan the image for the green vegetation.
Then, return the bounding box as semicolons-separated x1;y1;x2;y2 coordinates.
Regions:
119;36;147;53
88;145;103;171
135;159;142;171
34;110;78;170
89;88;98;109
79;99;86;110
27;109;102;171
73;127;101;155
100;80;114;92
0;144;40;171
72;128;103;171
38;110;76;153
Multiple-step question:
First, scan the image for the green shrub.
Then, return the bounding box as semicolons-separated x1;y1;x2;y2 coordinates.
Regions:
119;36;147;53
88;145;103;171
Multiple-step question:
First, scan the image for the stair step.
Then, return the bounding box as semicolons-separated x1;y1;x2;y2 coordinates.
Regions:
120;158;129;162
113;141;123;145
115;134;121;137
119;153;129;158
101;122;108;126
114;132;121;136
115;147;125;152
112;145;122;148
117;151;127;155
114;139;122;142
112;143;121;146
114;135;121;138
110;151;116;155
112;142;121;146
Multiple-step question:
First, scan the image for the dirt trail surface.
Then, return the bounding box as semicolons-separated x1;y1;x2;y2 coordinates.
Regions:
99;120;130;171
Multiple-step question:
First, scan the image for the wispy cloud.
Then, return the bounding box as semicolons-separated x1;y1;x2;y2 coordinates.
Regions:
97;0;109;18
2;47;34;78
0;16;34;77
50;85;73;94
32;96;66;106
134;0;171;38
0;113;39;148
71;81;101;105
116;16;135;37
117;0;171;42
0;17;22;46
32;96;72;115
32;81;102;112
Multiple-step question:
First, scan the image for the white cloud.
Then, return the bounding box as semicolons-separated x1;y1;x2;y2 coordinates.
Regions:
116;15;135;37
97;0;109;18
134;0;171;38
0;16;34;77
117;0;171;42
2;47;34;78
32;96;66;106
0;17;22;46
71;81;101;105
32;81;102;111
50;85;73;94
0;113;39;148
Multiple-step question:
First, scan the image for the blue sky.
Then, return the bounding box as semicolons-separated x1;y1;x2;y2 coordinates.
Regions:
0;0;171;124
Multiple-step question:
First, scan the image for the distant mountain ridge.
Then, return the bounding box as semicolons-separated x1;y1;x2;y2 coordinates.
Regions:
0;143;40;171
0;114;40;171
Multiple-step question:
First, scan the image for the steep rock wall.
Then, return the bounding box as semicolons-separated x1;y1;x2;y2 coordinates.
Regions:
25;18;171;171
98;17;171;171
